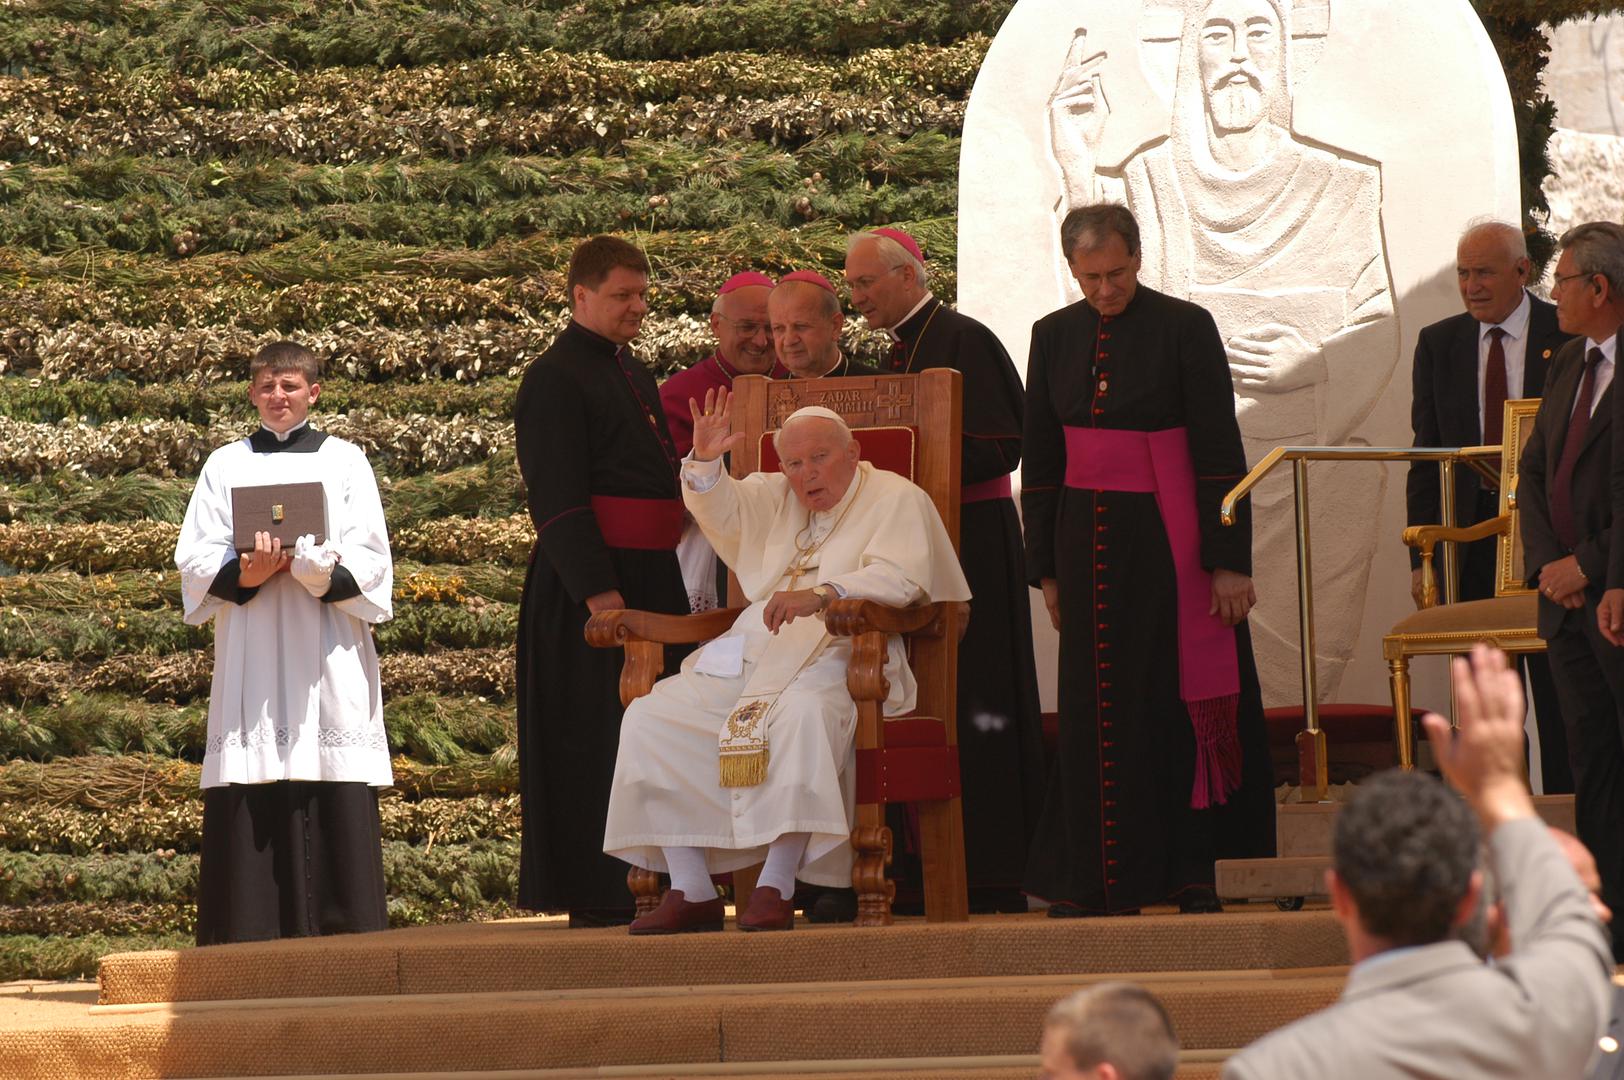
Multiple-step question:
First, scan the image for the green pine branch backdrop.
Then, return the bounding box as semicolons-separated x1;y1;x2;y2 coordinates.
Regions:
0;0;1613;979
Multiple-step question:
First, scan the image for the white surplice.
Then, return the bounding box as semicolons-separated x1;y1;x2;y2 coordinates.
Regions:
603;458;970;887
175;429;394;789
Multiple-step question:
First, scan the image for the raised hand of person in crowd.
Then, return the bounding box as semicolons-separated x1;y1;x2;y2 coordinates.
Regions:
1421;643;1536;830
238;531;290;588
690;387;745;462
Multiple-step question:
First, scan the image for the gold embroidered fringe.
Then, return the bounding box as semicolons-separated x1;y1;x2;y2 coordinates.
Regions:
718;746;769;787
719;698;771;787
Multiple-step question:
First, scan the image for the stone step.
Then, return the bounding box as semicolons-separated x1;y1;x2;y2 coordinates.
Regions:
1276;793;1574;858
171;1054;1229;1079
97;911;1348;1007
1216;856;1330;904
11;973;1343;1079
1229;793;1578;899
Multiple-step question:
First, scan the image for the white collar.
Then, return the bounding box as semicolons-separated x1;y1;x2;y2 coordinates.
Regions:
265;420;309;443
885;292;936;341
1480;290;1532;343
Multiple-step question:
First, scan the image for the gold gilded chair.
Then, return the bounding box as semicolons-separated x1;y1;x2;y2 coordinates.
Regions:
584;370;971;926
1383;398;1542;765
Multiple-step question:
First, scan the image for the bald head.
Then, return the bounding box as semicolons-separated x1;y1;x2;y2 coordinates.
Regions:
770;281;844;378
774;410;852;451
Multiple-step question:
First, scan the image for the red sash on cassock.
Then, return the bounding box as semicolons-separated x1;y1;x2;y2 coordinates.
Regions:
590;495;684;550
960;474;1013;504
954;474;1006;503
1062;426;1241;809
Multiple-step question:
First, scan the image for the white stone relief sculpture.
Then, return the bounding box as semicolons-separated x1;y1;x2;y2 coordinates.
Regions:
961;0;1518;709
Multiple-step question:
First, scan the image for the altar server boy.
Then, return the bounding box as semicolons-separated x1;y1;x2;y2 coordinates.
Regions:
176;340;394;944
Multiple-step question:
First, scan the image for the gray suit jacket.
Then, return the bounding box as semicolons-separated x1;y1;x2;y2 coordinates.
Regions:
1223;818;1612;1080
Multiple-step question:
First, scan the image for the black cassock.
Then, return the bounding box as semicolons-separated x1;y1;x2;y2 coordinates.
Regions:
514;321;689;913
1021;286;1275;913
885;297;1046;891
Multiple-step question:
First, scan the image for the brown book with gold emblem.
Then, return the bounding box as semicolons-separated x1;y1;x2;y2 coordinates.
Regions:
231;482;328;553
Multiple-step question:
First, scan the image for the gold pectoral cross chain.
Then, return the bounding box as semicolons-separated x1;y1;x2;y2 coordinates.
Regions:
783;469;865;592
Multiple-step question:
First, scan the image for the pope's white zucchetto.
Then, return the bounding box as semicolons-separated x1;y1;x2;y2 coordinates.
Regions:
773;405;853;450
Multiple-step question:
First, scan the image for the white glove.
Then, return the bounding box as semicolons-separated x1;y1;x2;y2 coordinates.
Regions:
291;534;339;598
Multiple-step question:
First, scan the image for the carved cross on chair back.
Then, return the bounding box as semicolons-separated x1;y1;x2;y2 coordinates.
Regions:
585;369;971;926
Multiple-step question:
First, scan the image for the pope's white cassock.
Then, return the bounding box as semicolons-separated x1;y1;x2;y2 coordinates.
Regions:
176;421;396;944
603;446;970;887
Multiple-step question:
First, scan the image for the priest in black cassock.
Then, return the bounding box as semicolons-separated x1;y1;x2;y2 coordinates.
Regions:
1021;204;1275;917
844;228;1044;909
514;236;689;926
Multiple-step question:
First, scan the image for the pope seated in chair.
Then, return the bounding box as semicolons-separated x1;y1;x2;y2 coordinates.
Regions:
603;390;970;933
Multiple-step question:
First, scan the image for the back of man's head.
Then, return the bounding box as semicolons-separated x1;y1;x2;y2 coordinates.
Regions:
1332;769;1480;948
1042;983;1178;1080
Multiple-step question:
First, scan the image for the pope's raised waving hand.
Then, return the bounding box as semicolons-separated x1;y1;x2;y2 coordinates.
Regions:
690;387;746;462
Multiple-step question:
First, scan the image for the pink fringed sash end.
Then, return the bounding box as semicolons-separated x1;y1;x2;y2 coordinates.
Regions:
1189;694;1242;809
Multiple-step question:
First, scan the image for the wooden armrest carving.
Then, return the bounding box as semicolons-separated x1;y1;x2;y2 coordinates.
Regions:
584;606;746;649
846;629;891;704
824;599;953;639
1401;516;1510;554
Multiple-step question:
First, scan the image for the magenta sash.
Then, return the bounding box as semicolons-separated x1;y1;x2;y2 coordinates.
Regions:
1063;426;1241;809
961;474;1013;504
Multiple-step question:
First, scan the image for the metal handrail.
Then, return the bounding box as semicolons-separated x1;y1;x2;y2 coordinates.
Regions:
1220;444;1499;798
1219;445;1498;526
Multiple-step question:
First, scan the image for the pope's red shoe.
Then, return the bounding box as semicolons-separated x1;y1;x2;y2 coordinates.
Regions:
627;889;725;936
738;886;796;932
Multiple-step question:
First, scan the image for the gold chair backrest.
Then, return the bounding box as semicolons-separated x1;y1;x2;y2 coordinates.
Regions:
1496;397;1540;598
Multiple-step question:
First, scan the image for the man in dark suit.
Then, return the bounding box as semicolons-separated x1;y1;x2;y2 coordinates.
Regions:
1520;220;1624;962
1409;219;1573;793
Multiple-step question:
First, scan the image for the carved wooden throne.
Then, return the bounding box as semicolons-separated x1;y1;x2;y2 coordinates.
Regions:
584;369;970;926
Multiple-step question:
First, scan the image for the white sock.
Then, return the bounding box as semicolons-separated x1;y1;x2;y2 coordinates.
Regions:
757;833;810;899
662;846;713;899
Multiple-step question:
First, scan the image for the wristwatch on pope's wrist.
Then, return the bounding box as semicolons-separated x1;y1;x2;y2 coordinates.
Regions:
812;584;835;611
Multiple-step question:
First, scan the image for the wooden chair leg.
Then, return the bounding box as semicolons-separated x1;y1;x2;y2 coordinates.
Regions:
627;867;664;917
1389;654;1414;770
916;797;969;923
851;817;894;927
